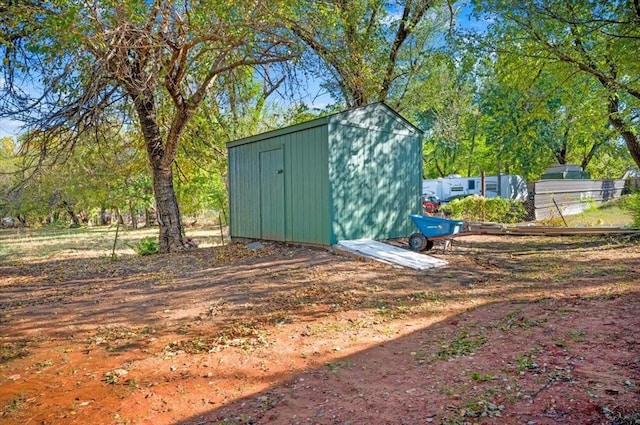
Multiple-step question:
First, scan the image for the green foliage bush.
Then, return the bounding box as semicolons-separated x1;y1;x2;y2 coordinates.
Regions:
536;216;566;227
621;193;640;228
440;195;526;223
125;237;158;256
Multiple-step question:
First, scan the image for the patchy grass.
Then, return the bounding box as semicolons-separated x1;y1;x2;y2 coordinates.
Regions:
470;371;494;382
436;332;487;360
541;198;634;228
0;242;17;261
326;359;355;374
514;346;545;374
0;341;30;363
499;308;548;330
2;394;27;417
0;224;226;261
565;329;588;343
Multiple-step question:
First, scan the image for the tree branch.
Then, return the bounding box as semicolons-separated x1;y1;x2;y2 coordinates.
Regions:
380;0;435;101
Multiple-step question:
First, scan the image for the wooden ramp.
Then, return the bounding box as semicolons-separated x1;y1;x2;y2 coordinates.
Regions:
336;239;447;271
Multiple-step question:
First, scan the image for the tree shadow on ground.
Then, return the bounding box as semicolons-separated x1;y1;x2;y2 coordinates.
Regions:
173;289;640;425
2;235;635;343
1;234;639;424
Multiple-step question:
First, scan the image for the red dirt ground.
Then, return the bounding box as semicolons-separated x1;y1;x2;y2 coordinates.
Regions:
1;234;639;424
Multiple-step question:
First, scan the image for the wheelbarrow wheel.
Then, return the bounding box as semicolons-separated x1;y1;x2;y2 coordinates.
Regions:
408;233;428;251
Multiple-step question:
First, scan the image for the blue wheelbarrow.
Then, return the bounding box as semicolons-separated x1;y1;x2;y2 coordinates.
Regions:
408;214;465;251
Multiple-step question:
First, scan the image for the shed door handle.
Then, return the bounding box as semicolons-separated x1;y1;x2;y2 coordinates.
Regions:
276;169;283;174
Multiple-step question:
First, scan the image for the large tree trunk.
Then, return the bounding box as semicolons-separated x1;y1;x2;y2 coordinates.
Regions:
134;91;186;253
152;165;184;252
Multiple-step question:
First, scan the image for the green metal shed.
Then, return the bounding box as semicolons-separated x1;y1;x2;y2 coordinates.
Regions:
226;102;423;245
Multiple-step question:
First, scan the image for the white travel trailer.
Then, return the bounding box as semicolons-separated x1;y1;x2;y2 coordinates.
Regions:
423;174;528;201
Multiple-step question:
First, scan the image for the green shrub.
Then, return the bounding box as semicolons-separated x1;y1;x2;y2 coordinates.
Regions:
537;216;565;227
440;195;526;223
125;236;158;256
621;193;640;228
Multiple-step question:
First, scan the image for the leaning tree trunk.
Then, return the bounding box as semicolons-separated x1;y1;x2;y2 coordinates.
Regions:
607;95;640;169
62;200;80;227
595;73;640;169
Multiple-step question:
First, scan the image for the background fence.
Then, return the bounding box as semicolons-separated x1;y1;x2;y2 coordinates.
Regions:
532;179;625;220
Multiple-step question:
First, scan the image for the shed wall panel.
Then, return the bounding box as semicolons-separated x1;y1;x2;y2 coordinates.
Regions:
229;126;330;244
285;126;330;245
228;144;261;238
328;123;422;243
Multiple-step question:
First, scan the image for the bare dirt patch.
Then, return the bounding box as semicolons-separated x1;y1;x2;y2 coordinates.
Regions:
1;234;639;424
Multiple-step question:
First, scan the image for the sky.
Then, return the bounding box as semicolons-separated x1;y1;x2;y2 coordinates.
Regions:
0;118;21;139
0;75;18;138
0;76;21;139
0;75;24;139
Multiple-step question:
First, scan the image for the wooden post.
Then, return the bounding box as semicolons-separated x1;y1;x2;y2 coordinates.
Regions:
481;171;486;197
218;213;225;245
111;219;120;262
497;159;502;199
552;198;569;227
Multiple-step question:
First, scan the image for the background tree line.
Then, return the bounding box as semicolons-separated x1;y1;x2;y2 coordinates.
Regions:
0;0;638;251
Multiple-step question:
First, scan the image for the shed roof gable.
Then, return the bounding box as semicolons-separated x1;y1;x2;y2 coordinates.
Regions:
329;102;422;136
